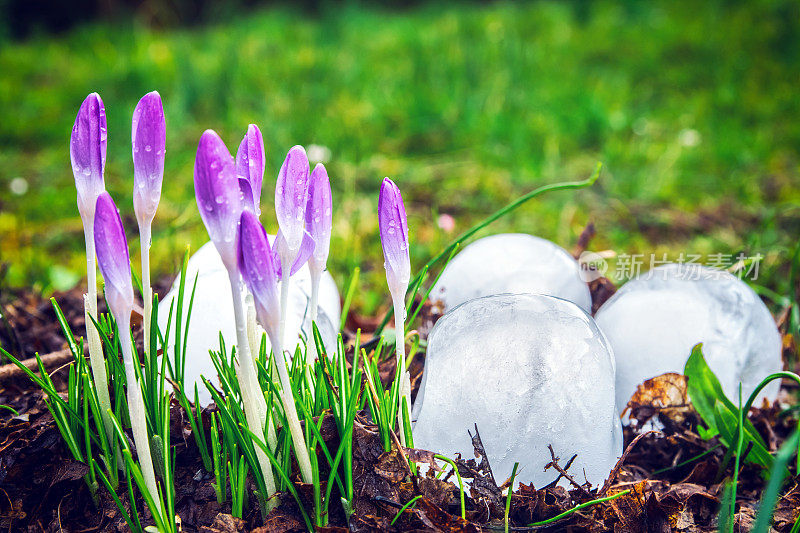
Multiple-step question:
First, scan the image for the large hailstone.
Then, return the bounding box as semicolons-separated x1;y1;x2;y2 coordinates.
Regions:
431;234;591;313
158;241;340;404
595;263;783;412
412;293;622;488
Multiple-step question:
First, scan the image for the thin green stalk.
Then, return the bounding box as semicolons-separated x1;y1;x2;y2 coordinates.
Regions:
375;164;602;335
505;462;519;533
435;454;465;519
391;495;423;526
525;490;631;527
339;267;360;331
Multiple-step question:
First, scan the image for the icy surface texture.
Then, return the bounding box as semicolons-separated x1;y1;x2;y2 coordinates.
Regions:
595;263;783;412
158;241;340;404
412;293;622;489
431;234;591;313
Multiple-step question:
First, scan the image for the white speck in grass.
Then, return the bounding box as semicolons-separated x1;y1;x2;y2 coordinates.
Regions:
679;128;701;147
632;118;649;136
306;144;331;164
9;177;28;196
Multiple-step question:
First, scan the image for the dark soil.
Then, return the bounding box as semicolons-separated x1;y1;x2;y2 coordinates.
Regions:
1;271;799;532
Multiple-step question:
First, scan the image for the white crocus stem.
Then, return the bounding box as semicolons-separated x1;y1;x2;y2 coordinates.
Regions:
309;268;321;323
118;311;159;502
246;295;277;451
392;295;411;446
227;272;277;507
279;257;292;349
267;327;314;484
82;226;114;449
139;222;152;357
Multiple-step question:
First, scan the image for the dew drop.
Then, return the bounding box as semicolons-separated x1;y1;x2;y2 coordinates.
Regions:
388;227;395;235
145;145;152;152
215;195;224;204
133;146;140;153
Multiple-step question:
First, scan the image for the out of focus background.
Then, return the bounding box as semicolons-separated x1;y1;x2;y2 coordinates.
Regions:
0;0;798;314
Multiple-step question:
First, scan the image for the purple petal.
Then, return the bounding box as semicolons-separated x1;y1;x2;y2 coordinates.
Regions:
274;145;310;251
132;91;166;224
194;130;242;271
274;229;315;278
305;163;332;271
235;124;264;216
94;192;134;318
70;93;107;220
378;177;410;295
239;177;256;214
238;211;280;333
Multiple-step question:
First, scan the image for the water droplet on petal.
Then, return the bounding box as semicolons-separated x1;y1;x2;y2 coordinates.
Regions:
145;145;152;152
215;195;224;204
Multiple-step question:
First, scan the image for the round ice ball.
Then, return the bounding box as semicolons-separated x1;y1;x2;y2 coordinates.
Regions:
158;241;340;405
431;234;592;313
412;293;622;488
595;263;783;412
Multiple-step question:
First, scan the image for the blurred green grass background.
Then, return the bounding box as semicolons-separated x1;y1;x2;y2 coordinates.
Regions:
0;0;798;315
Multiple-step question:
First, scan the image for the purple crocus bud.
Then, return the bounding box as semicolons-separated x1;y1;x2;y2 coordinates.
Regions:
275;145;310;253
305;164;332;273
94;192;134;319
379;177;410;297
70;93;107;222
194;130;243;272
238;210;281;337
236;124;264;215
132;91;166;225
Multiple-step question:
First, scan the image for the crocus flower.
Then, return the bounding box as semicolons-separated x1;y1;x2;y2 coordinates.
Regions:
132;90;166;357
193;129;278;500
94;192;134;319
378;177;410;300
236;124;265;216
70;92;113;456
237;210;314;484
378;177;412;445
132;91;166;226
94;191;158;502
238;211;281;339
305;163;332;320
274;145;313;348
194;130;243;272
275;145;311;254
71;93;107;223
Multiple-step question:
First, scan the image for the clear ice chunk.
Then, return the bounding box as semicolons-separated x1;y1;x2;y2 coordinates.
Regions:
594;263;783;412
412;293;622;488
431;233;591;313
158;240;340;404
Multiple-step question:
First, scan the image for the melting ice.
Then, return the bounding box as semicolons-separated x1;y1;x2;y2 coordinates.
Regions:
595;263;783;412
431;234;591;313
412;293;622;488
157;241;340;404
